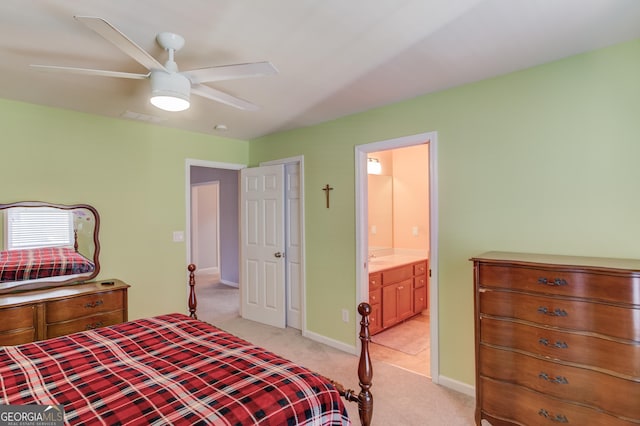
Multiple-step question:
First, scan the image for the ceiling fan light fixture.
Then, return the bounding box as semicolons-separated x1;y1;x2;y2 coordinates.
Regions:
150;71;190;112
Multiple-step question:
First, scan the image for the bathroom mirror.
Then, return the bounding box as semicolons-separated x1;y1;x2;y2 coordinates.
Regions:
0;201;100;293
368;174;393;250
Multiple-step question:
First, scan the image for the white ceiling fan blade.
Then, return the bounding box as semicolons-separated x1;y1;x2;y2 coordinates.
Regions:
191;84;260;111
74;16;166;72
30;64;149;80
184;61;278;84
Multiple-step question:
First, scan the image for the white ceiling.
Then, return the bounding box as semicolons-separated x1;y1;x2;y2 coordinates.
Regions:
1;0;639;140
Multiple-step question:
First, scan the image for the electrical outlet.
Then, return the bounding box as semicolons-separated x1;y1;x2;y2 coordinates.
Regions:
342;309;349;323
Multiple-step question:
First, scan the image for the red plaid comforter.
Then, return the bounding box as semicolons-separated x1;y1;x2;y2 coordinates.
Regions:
0;247;95;282
0;314;351;425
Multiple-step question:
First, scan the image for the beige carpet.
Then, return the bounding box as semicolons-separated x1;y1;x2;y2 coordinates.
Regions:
214;315;475;426
194;281;240;323
194;286;474;425
371;316;429;355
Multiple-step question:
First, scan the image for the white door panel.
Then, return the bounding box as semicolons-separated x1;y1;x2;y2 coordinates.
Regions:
285;164;302;329
240;164;286;328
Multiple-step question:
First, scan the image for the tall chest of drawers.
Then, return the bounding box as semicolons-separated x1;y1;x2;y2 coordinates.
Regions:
0;280;129;346
472;252;640;426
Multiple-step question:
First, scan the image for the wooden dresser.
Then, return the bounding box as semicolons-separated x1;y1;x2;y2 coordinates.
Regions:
369;259;428;335
472;252;640;426
0;280;129;346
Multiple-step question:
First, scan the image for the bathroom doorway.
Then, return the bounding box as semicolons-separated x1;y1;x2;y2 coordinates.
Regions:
355;131;439;381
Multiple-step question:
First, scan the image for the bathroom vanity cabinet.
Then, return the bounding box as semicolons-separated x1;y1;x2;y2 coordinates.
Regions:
368;259;428;334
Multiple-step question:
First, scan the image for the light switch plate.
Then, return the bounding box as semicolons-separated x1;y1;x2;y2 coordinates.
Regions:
172;231;185;242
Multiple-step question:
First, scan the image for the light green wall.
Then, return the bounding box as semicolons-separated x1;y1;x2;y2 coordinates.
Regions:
250;38;640;385
2;38;639;387
0;100;249;320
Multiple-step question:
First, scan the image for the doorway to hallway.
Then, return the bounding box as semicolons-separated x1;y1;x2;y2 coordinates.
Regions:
185;158;305;331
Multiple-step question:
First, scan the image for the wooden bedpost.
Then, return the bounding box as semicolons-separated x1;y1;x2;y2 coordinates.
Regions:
357;302;373;426
330;302;374;426
188;264;197;319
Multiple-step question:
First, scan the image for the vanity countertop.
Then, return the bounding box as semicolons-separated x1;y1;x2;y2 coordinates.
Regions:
368;254;427;273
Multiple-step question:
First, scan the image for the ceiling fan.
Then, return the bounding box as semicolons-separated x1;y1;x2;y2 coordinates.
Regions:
31;16;278;112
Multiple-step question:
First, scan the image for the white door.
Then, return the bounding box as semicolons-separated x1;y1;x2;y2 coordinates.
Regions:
240;164;286;328
285;163;302;329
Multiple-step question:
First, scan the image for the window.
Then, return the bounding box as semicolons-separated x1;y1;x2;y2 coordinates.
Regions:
5;207;74;250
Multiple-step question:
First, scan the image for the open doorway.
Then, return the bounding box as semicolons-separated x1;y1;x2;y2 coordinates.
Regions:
191;181;221;282
355;131;439;381
367;145;430;376
187;161;242;324
185;158;306;331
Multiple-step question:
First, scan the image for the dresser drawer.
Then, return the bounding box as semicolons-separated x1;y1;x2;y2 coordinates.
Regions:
0;305;35;332
480;290;640;341
413;274;427;289
45;290;124;323
414;285;427;313
479;345;640;419
477;263;640;305
369;303;382;335
0;328;37;346
46;310;124;338
413;261;427;276
481;377;637;426
481;317;640;377
381;264;412;285
369;273;381;291
369;288;381;306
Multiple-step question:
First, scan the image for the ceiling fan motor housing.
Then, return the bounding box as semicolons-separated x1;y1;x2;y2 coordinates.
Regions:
150;71;191;111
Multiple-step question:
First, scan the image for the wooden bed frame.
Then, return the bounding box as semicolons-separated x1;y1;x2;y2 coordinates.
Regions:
186;264;374;426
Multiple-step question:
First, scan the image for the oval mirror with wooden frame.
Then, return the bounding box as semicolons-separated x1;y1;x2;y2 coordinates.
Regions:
0;201;100;294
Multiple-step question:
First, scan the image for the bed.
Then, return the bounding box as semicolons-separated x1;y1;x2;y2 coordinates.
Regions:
0;246;95;283
0;264;373;425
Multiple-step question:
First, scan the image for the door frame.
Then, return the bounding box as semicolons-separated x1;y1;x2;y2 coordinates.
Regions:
354;131;440;382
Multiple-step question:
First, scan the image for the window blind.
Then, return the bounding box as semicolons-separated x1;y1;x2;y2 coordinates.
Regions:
6;207;74;250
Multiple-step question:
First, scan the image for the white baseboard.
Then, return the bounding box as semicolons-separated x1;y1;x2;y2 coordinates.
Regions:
436;375;475;397
303;329;358;355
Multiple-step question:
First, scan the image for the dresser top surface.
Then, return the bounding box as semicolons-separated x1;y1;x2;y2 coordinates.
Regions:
0;279;129;307
471;251;640;272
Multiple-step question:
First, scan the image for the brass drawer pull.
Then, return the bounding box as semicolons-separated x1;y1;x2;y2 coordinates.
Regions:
537;307;568;317
85;321;104;330
84;300;104;309
538;372;569;384
538;277;568;287
538;408;568;423
538;338;568;349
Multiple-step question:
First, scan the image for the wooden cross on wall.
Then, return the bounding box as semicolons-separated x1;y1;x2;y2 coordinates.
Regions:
322;184;334;208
